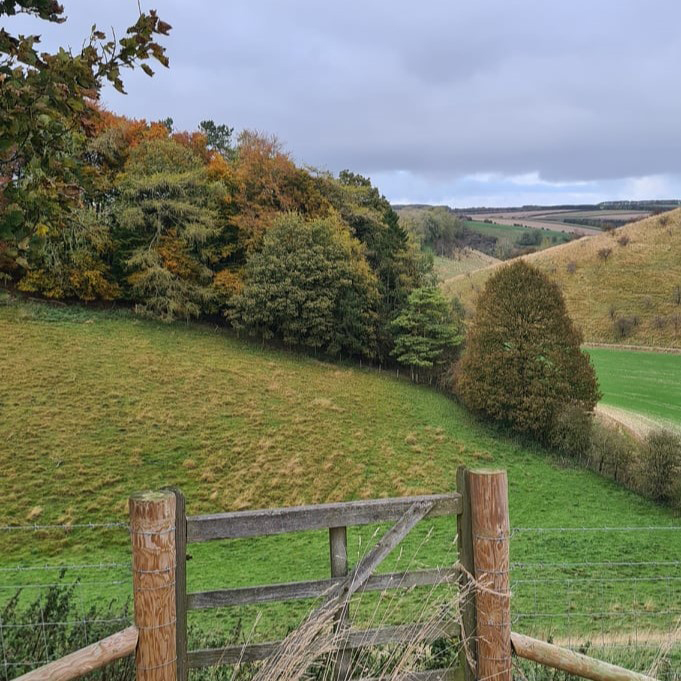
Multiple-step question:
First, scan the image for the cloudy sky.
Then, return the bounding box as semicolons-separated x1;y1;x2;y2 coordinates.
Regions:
9;0;681;206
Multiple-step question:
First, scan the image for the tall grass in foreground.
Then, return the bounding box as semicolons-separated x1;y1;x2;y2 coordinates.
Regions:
3;570;680;681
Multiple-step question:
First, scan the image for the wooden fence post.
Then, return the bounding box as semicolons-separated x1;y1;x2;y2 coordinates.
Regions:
456;466;477;681
469;469;511;681
172;489;188;681
329;526;352;681
129;490;177;681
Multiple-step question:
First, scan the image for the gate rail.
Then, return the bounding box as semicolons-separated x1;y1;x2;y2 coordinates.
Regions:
9;468;662;681
181;492;462;679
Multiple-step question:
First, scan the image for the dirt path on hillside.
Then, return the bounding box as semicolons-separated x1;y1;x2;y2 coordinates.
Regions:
595;405;681;440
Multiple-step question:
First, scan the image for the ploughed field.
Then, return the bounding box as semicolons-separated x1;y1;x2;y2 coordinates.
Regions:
1;295;680;651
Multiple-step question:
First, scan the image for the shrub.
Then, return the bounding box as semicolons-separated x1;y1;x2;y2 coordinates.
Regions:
597;247;612;261
613;315;639;339
671;312;681;334
515;230;542;247
617;235;630;246
455;261;600;438
638;430;681;504
566;261;577;274
549;404;593;461
588;423;636;484
1;574;134;680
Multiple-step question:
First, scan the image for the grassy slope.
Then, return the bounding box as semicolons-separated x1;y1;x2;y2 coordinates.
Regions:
432;251;499;280
464;219;571;249
589;348;681;426
1;297;680;643
445;209;681;347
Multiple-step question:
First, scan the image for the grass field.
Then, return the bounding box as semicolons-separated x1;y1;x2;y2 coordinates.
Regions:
1;295;680;653
464;219;571;255
589;348;681;427
445;210;681;348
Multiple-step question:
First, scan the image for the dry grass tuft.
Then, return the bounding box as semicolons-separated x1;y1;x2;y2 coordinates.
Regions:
26;506;43;521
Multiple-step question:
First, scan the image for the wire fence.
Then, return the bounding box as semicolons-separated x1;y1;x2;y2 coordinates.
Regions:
510;525;681;679
1;519;680;679
0;521;133;680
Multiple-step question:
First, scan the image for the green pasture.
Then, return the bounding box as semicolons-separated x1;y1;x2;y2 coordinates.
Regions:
464;220;570;253
1;296;680;650
588;348;681;426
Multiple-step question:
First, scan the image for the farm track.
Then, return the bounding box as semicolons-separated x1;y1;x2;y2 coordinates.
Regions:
593;405;680;440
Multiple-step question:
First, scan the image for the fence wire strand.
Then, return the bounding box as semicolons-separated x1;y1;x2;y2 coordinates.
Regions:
511;525;681;680
0;521;133;678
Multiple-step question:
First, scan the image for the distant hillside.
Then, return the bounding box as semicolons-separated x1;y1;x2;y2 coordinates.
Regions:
395;204;569;260
433;250;500;280
443;209;681;347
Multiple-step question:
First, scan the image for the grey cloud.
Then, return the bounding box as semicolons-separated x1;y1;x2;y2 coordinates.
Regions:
7;0;681;200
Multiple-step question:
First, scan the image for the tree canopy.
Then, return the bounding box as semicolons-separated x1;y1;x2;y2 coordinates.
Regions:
231;213;379;357
456;260;600;436
0;1;171;272
390;287;463;381
1;7;431;363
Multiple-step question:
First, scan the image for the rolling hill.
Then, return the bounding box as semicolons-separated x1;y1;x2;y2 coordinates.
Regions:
2;294;681;651
443;209;681;347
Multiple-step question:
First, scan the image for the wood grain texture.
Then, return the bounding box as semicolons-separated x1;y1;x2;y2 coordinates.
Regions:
511;632;657;681
171;489;187;681
187;567;459;609
329;526;351;681
469;470;511;681
130;490;177;681
187;621;461;667
11;626;138;681
187;493;461;542
456;467;476;681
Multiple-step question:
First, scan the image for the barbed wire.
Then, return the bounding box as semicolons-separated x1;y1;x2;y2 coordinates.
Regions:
513;609;681;618
0;580;130;590
0;617;130;630
515;575;681;584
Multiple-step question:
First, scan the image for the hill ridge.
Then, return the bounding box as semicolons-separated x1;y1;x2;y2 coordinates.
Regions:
443;209;681;348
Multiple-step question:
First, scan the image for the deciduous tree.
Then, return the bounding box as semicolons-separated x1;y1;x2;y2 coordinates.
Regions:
231;213;379;357
0;1;170;273
456;260;600;437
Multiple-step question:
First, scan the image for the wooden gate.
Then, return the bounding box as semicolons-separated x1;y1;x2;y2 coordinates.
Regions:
179;490;465;680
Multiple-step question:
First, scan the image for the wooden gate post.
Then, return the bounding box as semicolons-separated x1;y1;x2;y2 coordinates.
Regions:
456;466;477;681
129;491;178;681
469;469;511;681
329;526;351;681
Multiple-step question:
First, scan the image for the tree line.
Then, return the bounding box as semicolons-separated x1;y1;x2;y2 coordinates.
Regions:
1;2;464;372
